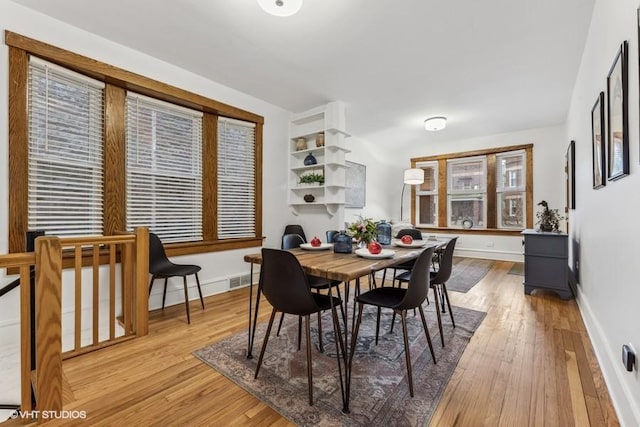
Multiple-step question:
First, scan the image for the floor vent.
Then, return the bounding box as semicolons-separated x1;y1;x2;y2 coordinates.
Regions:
229;274;251;289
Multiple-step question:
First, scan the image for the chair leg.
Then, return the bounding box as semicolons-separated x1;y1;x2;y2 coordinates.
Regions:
276;313;285;336
304;314;314;405
390;311;396;333
432;285;444;347
375;307;381;345
195;273;205;310
298;316;302;351
442;284;455;327
148;277;156;296
162;278;168;309
400;310;414;397
418;305;437;363
317;311;324;353
183;276;191;324
255;308;277;379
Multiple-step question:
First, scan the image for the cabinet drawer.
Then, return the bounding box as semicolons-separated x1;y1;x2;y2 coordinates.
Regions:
524;257;568;290
524;236;567;258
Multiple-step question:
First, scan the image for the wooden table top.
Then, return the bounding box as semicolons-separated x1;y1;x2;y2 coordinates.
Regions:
244;240;447;282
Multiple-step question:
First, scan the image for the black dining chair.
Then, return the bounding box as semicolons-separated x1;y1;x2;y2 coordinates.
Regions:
148;232;204;324
277;233;344;352
283;224;307;243
385;228;424;287
255;248;345;405
326;230;339;243
348;246;437;397
395;237;458;346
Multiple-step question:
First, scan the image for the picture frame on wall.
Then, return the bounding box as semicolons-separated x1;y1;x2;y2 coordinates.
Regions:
606;40;629;181
345;161;366;208
566;141;575;210
591;92;606;189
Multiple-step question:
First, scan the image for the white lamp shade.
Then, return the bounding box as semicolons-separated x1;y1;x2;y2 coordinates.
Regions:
424;116;447;131
257;0;303;16
403;168;424;185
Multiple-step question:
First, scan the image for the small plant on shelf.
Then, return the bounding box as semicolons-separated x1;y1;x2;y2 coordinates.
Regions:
299;173;325;186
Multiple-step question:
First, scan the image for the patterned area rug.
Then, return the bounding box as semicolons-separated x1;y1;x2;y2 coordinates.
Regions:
194;302;485;426
447;257;494;293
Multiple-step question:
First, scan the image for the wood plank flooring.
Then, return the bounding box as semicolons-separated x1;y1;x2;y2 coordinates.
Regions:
14;260;618;426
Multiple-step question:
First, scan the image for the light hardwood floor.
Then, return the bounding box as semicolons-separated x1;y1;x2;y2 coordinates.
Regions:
20;260;619;426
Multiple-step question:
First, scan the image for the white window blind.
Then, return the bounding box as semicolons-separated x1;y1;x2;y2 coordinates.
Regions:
217;117;256;239
27;57;105;237
126;93;203;242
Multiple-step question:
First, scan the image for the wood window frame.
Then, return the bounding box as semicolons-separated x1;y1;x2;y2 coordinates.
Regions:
410;144;533;236
7;31;264;258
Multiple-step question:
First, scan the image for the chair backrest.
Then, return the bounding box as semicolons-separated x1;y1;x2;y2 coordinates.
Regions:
431;237;458;285
326;230;339;243
395;228;423;240
149;232;173;274
395;246;435;310
283;225;307;243
261;248;321;315
281;233;305;249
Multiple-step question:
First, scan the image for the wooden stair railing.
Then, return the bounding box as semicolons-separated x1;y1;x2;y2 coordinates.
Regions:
0;227;149;423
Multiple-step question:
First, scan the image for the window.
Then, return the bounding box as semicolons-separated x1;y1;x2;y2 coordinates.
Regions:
415;161;438;227
217;118;256;239
410;144;533;233
447;157;487;228
126;93;203;242
8;32;264;256
496;150;526;229
27;57;105;237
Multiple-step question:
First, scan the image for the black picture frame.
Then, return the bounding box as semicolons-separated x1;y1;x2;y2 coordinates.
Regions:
591;92;606;189
566;141;575;210
606;41;629;181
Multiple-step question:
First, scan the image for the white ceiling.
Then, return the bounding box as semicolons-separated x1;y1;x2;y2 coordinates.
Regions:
12;0;595;145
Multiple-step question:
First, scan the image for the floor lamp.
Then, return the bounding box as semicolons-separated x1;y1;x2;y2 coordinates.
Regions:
400;168;425;221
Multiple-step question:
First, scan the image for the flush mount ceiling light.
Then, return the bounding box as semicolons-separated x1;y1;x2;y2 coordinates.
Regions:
257;0;303;16
424;116;447;131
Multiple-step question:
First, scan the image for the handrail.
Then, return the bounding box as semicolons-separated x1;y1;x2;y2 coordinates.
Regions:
0;227;149;422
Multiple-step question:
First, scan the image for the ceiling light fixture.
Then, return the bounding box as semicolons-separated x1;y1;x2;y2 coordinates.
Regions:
424;116;447;131
257;0;303;17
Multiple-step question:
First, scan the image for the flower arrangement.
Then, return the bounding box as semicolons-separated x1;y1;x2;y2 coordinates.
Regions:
535;200;565;232
299;173;325;185
347;215;377;244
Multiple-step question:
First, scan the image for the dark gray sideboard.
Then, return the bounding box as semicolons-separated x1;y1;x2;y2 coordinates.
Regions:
521;229;571;300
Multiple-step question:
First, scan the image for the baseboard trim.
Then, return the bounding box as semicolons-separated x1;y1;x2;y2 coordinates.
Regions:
576;291;640;425
455;247;523;262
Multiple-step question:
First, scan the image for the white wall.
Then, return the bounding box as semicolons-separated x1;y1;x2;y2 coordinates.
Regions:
566;0;640;424
381;125;569;261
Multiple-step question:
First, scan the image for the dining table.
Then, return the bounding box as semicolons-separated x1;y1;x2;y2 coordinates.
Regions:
243;238;449;413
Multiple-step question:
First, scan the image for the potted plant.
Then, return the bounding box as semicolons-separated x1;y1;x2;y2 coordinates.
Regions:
299;173;325;186
535;200;565;232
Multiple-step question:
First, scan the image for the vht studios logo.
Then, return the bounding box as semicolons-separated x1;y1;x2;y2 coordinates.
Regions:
10;410;87;420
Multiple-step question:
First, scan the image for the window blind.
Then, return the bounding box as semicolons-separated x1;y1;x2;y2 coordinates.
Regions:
217;117;256;239
27;56;105;237
125;93;203;242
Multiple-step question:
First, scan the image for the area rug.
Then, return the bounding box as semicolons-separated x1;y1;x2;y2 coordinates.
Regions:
194;302;485;426
508;262;524;276
446;257;494;293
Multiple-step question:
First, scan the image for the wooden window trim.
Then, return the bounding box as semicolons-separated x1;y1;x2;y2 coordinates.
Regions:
411;144;534;233
7;31;264;255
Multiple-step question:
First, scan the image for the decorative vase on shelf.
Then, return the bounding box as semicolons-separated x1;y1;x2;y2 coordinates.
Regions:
315;133;325;147
303;153;317;165
296;138;307;151
303;194;315;203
